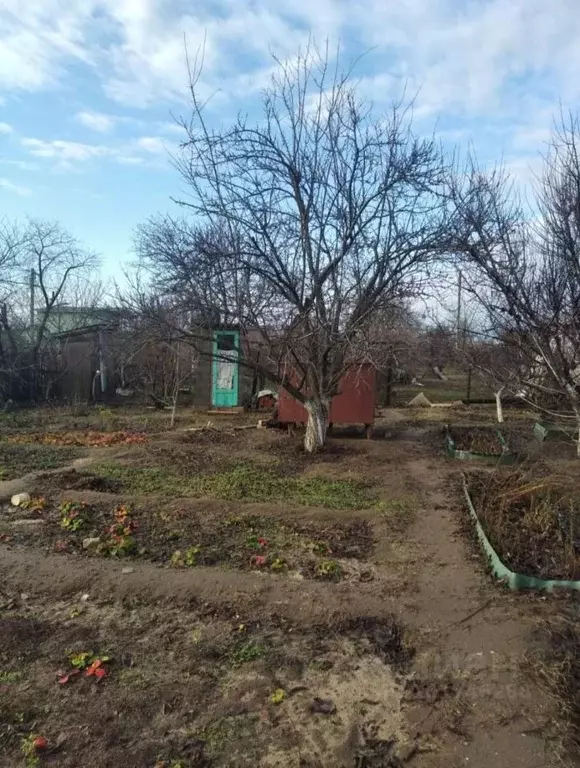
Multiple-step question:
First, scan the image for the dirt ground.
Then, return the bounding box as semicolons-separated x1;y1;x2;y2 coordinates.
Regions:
0;403;578;767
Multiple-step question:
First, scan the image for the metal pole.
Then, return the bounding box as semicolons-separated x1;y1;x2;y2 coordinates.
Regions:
456;270;462;345
29;268;35;327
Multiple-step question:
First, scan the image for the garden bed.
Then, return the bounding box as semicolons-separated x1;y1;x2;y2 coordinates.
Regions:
533;422;578;443
0;443;86;481
0;585;411;768
446;426;514;463
465;470;580;586
0;492;376;583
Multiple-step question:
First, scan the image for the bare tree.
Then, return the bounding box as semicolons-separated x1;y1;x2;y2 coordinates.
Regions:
450;114;580;452
138;46;451;451
0;219;99;400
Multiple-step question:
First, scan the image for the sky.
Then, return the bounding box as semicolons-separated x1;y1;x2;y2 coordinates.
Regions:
1;0;580;277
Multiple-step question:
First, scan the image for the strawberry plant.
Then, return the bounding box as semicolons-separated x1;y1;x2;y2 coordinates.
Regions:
57;651;111;684
21;496;46;514
59;500;86;531
250;554;267;567
98;505;138;556
170;545;200;568
20;734;48;767
246;534;268;551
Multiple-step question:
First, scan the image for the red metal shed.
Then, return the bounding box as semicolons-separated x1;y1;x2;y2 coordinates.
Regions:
277;365;376;436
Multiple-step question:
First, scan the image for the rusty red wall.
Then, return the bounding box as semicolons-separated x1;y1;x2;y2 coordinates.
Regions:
278;365;376;425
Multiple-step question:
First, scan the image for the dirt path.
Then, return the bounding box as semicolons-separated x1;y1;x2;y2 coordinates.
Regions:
395;443;552;768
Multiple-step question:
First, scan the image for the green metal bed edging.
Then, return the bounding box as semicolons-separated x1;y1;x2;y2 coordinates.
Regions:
445;426;516;465
461;474;580;592
533;421;578;442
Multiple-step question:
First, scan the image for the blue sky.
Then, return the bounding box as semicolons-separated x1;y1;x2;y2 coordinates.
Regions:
1;0;579;277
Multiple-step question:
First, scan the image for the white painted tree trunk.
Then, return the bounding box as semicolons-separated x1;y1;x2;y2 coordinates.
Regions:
495;387;505;423
304;397;330;453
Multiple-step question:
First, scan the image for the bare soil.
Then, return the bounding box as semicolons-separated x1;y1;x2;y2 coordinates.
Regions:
0;405;576;768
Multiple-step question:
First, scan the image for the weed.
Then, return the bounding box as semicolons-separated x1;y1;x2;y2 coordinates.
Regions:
270;688;285;704
0;670;22;683
230;640;266;666
316;559;342;580
270;557;286;571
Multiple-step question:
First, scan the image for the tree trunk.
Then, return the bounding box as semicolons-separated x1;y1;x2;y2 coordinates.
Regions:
304;397;330;453
495;387;505;423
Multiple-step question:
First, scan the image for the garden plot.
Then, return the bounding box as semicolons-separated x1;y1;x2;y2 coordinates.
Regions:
465;470;580;581
0;443;86;481
0;493;376;583
0;586;413;768
446;425;513;462
0;427;417;586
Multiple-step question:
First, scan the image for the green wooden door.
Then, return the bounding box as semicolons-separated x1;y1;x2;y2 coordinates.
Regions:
211;330;239;408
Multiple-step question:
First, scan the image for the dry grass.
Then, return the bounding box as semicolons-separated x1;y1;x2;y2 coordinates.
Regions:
524;609;580;765
467;468;580;580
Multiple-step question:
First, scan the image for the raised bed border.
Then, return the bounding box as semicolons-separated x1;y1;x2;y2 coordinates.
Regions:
533;421;578;442
462;474;580;592
445;426;516;465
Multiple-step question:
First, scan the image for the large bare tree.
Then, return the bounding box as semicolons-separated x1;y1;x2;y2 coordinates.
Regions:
138;47;451;450
450;115;580;452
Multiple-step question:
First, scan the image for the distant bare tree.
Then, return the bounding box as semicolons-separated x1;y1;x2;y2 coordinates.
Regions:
0;219;99;400
450;114;580;451
137;46;451;451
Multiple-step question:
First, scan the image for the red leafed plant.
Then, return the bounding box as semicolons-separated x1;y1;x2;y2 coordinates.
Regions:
258;537;268;548
98;505;138;556
251;555;267;567
57;651;111;684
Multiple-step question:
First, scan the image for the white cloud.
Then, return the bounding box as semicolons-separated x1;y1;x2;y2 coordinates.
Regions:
134;136;165;154
0;122;13;134
0;177;31;196
21;138;111;162
75;110;118;133
116;155;144;166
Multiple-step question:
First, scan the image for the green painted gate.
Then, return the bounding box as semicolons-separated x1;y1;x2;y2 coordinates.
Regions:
211;330;239;408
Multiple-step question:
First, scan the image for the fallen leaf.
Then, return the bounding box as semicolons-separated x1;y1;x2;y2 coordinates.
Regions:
57;669;80;685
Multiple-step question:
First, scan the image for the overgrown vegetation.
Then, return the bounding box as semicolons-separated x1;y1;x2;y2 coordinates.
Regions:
91;461;375;509
467;469;580;579
0;443;84;481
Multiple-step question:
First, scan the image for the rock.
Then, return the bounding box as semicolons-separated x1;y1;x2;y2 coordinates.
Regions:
408;392;432;408
11;493;31;507
121;566;135;575
11;519;44;526
311;698;336;715
80;593;90;602
82;537;101;550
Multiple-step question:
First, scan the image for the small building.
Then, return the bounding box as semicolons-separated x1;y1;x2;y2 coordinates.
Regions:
277;365;377;436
